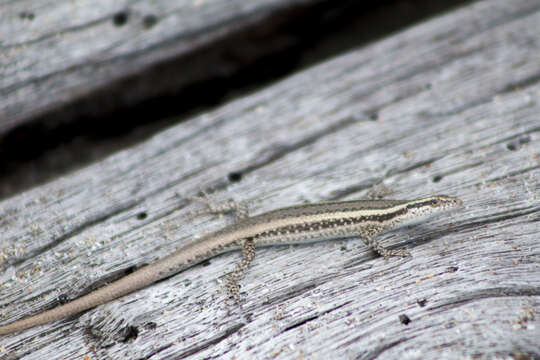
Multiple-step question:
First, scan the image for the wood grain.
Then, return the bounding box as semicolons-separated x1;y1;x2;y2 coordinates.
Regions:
1;0;539;358
0;0;472;199
0;0;315;134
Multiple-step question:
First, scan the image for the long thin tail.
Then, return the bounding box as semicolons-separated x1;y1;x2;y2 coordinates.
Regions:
0;264;163;335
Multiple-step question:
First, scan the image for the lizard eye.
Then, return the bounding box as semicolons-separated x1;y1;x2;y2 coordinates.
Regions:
430;199;439;206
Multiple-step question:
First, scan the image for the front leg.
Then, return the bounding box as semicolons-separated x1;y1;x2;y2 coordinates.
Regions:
361;226;411;258
364;238;411;258
226;239;255;303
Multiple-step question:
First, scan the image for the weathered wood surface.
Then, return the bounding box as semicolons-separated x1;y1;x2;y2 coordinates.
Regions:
1;0;539;358
0;0;474;201
0;0;323;134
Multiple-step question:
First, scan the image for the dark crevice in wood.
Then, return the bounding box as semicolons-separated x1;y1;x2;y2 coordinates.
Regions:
136;341;175;360
261;280;320;306
398;314;411;325
341;256;376;271
258;272;351;307
491;126;540;149
120;325;139;343
144;322;157;330
368;112;379;121
0;0;475;200
18;11;35;21
282;300;352;332
228;172;242;183
478;205;540;224
391;157;442;175
427;286;540;312
83;322;120;350
146;323;245;360
142;14;158;29
123;265;138;276
384;224;463;251
112;11;129;27
282;315;319;332
499;72;540;95
330;182;382;200
343;336;410;356
76;267;143;299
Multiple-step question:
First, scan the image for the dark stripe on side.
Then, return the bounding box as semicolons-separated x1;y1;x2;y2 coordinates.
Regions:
405;199;437;210
254;207;409;238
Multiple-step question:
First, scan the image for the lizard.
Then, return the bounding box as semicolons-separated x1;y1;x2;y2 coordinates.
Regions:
0;194;462;335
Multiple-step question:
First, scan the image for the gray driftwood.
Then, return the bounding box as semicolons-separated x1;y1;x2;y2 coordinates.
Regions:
0;0;315;134
1;0;539;359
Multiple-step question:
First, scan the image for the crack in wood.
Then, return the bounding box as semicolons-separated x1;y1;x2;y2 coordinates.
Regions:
427;286;540;312
282;300;352;333
147;323;245;360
